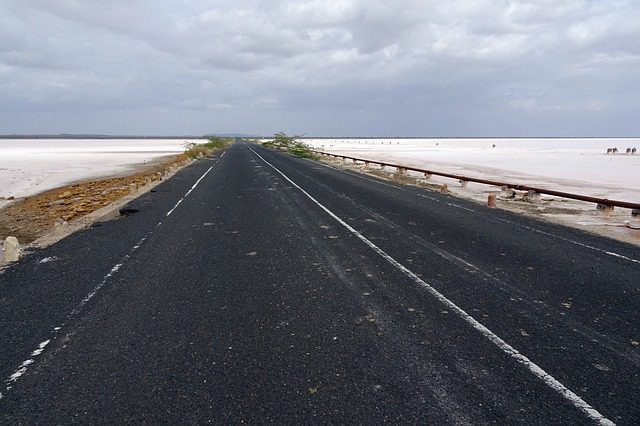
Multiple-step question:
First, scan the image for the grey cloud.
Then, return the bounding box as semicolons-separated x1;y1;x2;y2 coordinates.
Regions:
0;0;638;135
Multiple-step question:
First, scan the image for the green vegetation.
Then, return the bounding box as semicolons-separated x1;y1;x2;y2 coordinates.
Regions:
203;136;234;149
262;132;316;159
184;136;234;159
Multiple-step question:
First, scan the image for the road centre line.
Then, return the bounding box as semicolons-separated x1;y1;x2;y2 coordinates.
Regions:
248;145;614;425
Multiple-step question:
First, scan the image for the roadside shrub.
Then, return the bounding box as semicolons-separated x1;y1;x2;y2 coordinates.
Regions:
184;137;233;158
262;132;316;159
203;136;234;150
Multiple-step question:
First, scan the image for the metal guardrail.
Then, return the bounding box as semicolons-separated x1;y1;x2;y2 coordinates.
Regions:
313;150;640;211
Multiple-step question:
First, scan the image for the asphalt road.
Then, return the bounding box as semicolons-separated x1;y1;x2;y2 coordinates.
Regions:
1;142;639;424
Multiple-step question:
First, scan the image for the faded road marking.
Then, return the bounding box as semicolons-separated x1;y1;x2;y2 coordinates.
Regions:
166;165;215;217
248;145;614;426
495;217;640;266
2;161;218;401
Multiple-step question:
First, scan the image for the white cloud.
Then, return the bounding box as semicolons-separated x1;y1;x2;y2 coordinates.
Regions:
0;0;639;135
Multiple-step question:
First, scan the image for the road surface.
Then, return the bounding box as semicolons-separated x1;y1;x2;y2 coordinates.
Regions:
1;143;639;424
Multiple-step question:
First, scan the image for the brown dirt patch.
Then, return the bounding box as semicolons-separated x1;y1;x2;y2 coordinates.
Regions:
0;153;190;245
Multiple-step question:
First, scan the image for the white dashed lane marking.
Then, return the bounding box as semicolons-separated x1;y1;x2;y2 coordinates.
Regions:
1;158;221;401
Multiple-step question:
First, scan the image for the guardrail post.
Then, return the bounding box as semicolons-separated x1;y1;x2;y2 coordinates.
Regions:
501;186;516;199
526;190;541;204
3;236;21;263
310;152;640;213
440;184;448;193
596;203;614;213
488;194;497;207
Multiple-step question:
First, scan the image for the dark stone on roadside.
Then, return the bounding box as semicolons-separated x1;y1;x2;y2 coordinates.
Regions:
119;208;139;217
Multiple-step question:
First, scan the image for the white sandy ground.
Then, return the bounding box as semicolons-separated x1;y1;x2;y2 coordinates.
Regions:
0;139;197;210
302;138;640;203
0;157;195;266
296;138;640;245
1;137;639;248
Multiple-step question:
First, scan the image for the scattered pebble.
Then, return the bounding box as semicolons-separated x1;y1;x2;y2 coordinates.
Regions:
593;364;611;372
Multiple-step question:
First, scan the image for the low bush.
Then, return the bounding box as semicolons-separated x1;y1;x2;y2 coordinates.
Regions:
262;132;316;159
184;137;234;158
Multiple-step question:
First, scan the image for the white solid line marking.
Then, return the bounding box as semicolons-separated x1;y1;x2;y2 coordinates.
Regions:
248;145;614;425
166;165;214;217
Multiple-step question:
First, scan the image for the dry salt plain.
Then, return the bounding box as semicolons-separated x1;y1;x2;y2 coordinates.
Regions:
0;139;195;210
301;138;640;241
1;137;639;241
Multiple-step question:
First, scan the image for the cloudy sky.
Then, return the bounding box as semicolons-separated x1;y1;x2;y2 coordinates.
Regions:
1;0;639;136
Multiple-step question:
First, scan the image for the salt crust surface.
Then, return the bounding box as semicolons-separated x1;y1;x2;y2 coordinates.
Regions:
0;139;195;209
303;138;640;203
2;137;639;211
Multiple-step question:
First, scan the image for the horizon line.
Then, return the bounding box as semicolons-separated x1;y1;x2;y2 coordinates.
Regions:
1;134;640;140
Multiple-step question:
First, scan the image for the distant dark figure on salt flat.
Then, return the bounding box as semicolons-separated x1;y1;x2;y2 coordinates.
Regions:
606;147;619;154
633;147;637;154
